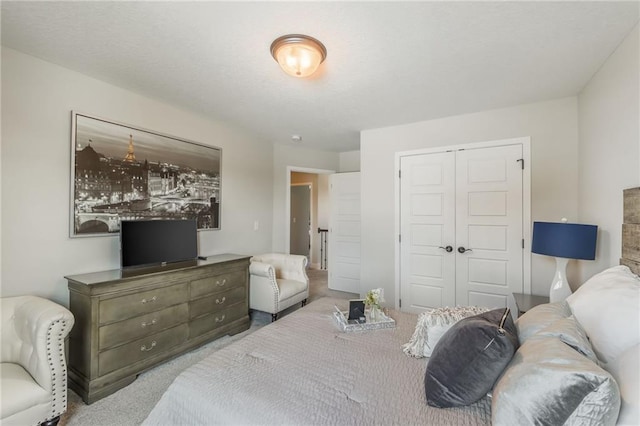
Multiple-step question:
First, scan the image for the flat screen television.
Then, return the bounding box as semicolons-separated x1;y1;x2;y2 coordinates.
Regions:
120;219;198;269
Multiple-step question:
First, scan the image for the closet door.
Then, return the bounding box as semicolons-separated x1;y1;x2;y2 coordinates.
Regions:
399;142;525;313
399;152;456;313
455;145;524;309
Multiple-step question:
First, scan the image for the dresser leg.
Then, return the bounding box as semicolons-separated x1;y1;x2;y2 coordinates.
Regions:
301;299;307;307
271;313;278;322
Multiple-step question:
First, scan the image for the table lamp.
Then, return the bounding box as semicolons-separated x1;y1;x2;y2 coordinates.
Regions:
531;220;598;303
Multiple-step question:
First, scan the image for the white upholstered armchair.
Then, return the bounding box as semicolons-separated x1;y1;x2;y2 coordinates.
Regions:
249;253;309;321
1;296;75;426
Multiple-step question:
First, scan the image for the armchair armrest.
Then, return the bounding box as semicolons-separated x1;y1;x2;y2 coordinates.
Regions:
1;296;74;394
249;261;275;279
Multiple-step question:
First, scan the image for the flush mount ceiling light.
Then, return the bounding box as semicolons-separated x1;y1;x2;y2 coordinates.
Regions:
270;34;327;78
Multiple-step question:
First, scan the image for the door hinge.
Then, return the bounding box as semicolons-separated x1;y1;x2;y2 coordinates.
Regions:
399;234;401;243
522;238;525;249
399;299;402;308
399;170;401;179
517;158;524;170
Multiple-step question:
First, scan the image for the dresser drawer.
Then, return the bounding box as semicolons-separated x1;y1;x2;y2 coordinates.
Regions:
99;323;188;376
190;270;245;298
190;286;246;319
99;282;188;324
189;303;247;338
99;303;189;350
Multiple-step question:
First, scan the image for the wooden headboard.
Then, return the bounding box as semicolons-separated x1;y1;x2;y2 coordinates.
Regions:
621;187;640;275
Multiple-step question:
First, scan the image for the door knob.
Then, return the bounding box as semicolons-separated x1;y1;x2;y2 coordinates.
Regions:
458;246;473;253
438;246;453;253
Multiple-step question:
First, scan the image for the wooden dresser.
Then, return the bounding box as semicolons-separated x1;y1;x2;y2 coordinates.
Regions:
65;254;250;404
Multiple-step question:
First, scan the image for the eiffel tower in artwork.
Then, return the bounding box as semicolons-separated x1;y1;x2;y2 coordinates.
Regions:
123;134;136;163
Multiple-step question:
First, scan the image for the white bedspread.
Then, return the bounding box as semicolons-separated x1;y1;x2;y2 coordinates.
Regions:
143;297;490;425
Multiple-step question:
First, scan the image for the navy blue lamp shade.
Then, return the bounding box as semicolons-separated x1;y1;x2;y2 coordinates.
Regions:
531;222;598;260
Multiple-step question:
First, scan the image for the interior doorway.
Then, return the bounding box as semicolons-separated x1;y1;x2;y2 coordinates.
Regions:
286;167;334;270
290;184;311;259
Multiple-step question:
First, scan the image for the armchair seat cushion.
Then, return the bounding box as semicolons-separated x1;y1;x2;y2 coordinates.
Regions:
277;279;308;302
0;363;50;421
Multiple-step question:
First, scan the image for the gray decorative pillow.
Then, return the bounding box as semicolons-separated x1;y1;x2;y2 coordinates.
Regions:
402;305;489;358
492;336;620;426
515;301;571;343
532;316;598;363
424;308;518;408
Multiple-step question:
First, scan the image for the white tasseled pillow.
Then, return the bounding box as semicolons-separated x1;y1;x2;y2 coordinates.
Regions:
402;305;489;358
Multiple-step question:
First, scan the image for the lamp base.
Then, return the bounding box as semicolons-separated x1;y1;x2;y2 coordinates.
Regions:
549;257;572;303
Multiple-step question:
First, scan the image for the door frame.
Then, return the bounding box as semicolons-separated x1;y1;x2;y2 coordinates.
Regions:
394;137;531;310
285;166;335;258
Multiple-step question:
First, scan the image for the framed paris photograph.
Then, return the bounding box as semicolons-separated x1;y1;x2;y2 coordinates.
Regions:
70;112;221;237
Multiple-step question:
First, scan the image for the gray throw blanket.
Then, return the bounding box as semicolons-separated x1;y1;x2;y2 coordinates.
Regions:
143;297;490;425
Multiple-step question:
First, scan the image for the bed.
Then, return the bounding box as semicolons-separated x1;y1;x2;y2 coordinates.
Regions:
144;188;639;425
142;297;490;425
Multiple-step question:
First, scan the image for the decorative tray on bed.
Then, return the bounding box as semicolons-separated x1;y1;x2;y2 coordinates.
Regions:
332;306;396;332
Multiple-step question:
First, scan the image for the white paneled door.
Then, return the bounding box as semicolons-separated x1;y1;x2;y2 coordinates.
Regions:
455;145;523;310
329;172;361;294
400;152;456;311
400;143;524;314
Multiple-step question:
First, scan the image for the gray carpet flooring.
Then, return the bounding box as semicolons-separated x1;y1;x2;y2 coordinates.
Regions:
60;269;356;426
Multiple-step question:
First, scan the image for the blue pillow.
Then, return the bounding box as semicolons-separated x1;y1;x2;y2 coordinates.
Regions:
424;308;518;408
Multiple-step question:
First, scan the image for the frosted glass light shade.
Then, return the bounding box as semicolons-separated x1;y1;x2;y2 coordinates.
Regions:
271;34;327;78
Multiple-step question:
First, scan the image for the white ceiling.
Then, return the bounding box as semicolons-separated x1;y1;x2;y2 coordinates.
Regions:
2;1;638;152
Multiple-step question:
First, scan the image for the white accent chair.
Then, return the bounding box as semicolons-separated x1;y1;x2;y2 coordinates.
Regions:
249;253;309;321
1;296;75;426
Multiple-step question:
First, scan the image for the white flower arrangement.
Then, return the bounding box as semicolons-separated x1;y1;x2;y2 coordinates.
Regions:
364;288;384;308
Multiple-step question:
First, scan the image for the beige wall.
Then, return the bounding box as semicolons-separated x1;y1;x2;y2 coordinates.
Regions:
3;22;636;308
578;23;640;282
1;48;274;305
360;97;580;304
339;150;361;172
361;20;640;304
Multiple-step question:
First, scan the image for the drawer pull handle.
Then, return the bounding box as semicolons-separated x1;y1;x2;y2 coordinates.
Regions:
214;314;226;323
216;279;227;287
215;297;226;305
141;319;157;328
141;341;157;352
141;296;157;304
